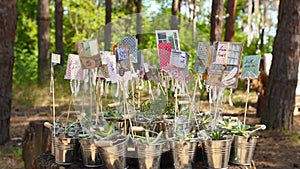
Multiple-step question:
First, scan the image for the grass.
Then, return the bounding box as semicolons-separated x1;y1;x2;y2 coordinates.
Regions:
289;132;300;143
0;144;24;169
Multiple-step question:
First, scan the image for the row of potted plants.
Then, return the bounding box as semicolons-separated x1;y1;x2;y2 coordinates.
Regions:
46;109;265;169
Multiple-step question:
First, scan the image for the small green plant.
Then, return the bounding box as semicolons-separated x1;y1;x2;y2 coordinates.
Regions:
230;121;251;136
199;113;213;129
133;130;164;145
79;122;119;140
104;109;122;120
210;130;226;140
219;118;251;137
174;129;198;142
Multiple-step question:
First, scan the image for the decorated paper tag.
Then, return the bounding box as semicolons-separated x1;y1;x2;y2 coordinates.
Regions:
241;55;261;79
98;65;110;78
100;51;111;65
145;65;161;84
156;30;180;51
51;53;61;64
207;42;243;89
76;39;101;69
106;55;117;82
121;36;138;63
158;43;172;70
162;65;193;83
116;44;131;76
194;42;210;73
64;54;84;80
170;50;188;69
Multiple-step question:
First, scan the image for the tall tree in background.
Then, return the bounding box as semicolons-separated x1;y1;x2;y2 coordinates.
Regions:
210;0;224;43
0;0;18;145
38;0;50;85
136;0;142;44
246;0;252;46
261;0;300;130
224;0;237;41
171;0;179;30
55;0;64;64
192;0;197;41
104;0;112;51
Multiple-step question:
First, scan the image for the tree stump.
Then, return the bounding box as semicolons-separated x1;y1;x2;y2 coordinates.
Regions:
22;120;51;169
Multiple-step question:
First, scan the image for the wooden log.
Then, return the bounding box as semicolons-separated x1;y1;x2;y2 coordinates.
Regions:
22;120;51;169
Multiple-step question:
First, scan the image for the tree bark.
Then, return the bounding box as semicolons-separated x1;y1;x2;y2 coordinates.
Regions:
261;0;300;130
38;0;50;85
224;0;237;42
104;0;112;51
136;0;142;45
171;0;179;30
210;0;224;44
55;0;64;65
0;0;17;145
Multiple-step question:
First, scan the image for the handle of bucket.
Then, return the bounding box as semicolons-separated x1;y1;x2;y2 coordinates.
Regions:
248;124;266;136
44;122;54;130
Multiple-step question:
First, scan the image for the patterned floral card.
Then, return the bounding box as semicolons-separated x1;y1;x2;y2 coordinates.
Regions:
64;54;84;80
106;55;117;82
194;42;210;73
241;55;261;79
207;42;243;89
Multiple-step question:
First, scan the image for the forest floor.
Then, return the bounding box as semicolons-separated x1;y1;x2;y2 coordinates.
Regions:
1;90;300;169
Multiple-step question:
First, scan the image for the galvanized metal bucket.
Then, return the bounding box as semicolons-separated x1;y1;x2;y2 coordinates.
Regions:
79;139;104;167
152;120;174;168
171;140;198;169
135;140;164;169
54;137;76;165
229;135;258;165
202;138;233;169
100;135;128;169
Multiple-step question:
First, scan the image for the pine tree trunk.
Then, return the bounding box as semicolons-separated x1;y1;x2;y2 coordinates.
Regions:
104;0;112;51
261;0;300;130
55;0;64;65
0;0;17;145
224;0;237;42
246;0;253;46
171;0;179;30
136;0;142;44
192;0;197;41
38;0;50;85
210;0;224;43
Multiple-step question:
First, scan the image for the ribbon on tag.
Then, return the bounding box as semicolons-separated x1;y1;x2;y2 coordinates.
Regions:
228;89;234;107
70;80;80;97
244;78;251;125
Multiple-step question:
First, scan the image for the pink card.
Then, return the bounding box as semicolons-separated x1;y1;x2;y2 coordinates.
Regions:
158;43;172;70
64;54;84;80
